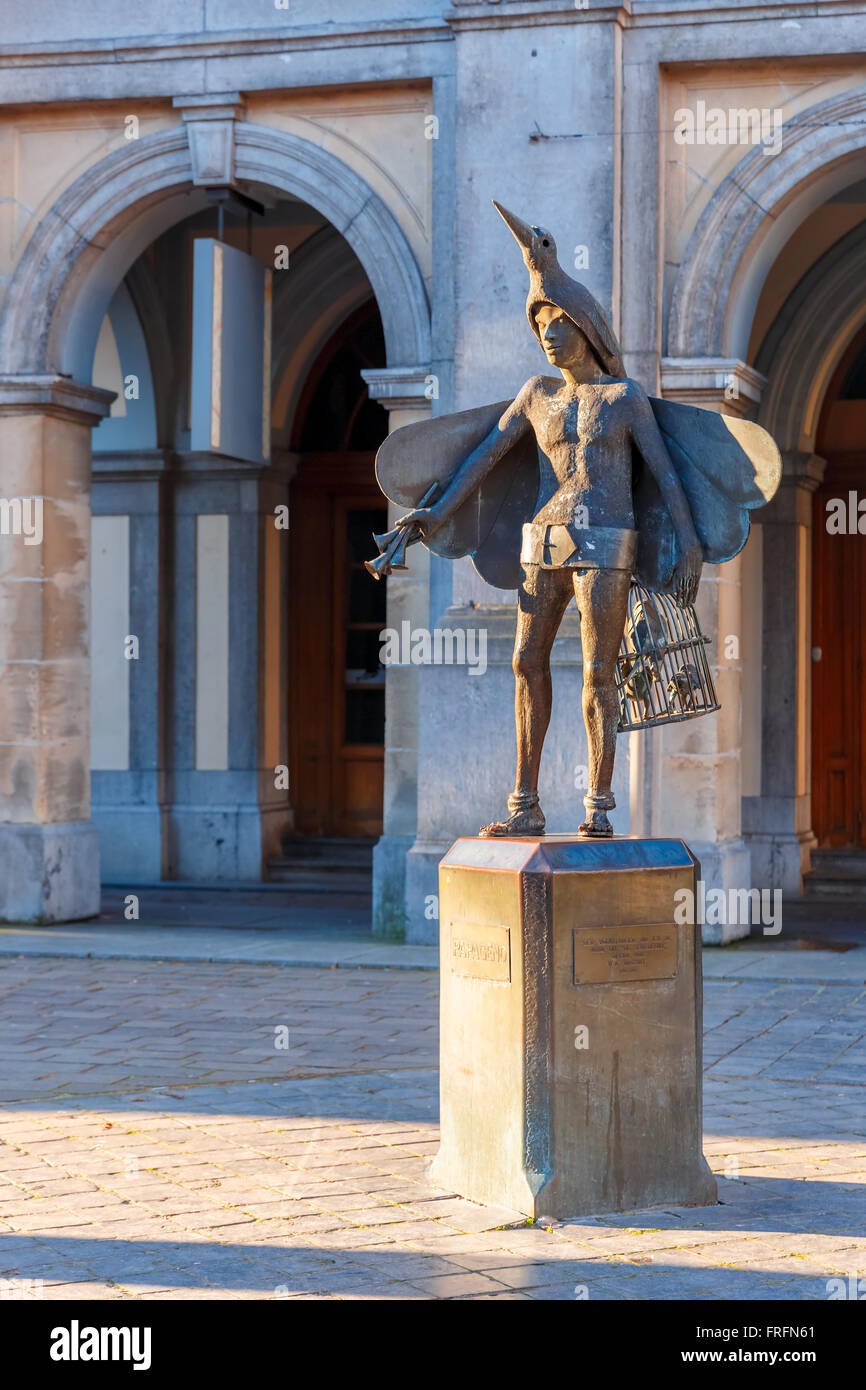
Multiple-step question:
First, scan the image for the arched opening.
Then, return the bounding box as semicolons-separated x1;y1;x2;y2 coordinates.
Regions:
85;189;392;880
811;325;866;849
0;118;430;916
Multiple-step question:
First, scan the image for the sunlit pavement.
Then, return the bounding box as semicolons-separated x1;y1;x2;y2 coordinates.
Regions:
0;928;864;1300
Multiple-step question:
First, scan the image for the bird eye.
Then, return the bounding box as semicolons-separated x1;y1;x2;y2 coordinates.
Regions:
542;238;550;247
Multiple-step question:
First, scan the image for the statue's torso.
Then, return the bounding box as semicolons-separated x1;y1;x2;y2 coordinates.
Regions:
525;376;635;530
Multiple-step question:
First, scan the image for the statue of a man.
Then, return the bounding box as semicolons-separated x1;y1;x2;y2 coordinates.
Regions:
369;205;781;840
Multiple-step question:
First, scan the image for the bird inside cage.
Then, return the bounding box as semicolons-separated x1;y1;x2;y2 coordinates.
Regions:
666;662;702;713
621;655;657;720
621;597;666;714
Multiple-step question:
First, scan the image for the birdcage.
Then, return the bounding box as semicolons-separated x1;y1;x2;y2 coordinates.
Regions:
615;582;720;732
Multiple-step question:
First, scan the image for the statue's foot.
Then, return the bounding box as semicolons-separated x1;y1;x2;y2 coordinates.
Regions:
479;805;546;838
578;808;614;838
479;792;545;838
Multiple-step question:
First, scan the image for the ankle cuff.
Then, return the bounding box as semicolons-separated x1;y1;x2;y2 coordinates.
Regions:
583;791;615;812
507;790;540;814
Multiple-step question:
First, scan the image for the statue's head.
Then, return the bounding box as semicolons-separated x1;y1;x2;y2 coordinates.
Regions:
534;303;605;378
493;201;626;379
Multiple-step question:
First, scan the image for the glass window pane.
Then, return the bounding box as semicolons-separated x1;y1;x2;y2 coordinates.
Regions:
345;689;385;745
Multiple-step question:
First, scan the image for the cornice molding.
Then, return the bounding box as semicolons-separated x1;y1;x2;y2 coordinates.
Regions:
0;374;115;423
0;21;451;71
361;366;434;413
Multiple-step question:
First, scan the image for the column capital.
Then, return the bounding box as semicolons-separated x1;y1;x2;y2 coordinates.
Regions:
660;358;766;417
361;366;433;414
779;449;826;493
0;375;115;424
172;92;246;186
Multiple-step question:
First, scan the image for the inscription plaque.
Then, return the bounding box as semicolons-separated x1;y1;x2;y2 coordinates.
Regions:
572;923;677;985
449;921;511;981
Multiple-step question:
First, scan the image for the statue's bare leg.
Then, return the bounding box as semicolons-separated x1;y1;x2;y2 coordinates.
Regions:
479;565;572;837
573;567;631;837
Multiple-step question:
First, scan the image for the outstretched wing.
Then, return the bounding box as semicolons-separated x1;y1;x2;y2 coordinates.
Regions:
634;398;782;591
373;400;539;590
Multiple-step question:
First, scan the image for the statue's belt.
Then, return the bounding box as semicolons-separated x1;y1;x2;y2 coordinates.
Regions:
520;522;637;571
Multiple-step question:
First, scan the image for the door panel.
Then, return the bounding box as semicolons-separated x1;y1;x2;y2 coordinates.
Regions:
288;456;386;837
812;460;866;847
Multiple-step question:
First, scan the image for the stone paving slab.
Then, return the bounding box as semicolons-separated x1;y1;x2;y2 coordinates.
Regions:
0;926;438;971
0;920;864;983
0;953;864;1300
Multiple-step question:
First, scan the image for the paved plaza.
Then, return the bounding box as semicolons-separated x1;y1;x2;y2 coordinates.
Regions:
1;927;865;1301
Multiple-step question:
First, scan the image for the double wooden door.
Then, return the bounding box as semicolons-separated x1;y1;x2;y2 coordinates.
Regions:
288;454;387;838
812;456;866;847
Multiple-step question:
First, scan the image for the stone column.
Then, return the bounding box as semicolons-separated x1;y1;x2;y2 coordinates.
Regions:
90;449;171;882
165;452;293;880
654;359;765;943
743;450;823;895
361;367;432;937
0;375;113;922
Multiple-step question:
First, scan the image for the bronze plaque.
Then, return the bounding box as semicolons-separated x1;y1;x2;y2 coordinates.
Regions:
572;923;677;985
449;921;511;981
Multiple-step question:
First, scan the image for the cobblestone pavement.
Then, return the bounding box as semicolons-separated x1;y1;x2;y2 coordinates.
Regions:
1;955;865;1301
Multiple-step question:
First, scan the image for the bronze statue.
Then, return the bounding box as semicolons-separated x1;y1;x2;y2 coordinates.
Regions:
368;204;781;839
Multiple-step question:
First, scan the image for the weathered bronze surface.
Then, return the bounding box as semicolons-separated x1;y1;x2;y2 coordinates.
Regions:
449;921;512;981
433;835;717;1219
369;203;782;837
571;923;678;985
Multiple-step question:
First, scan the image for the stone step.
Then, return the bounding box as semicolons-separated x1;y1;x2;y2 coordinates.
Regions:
807;850;866;879
803;878;866;901
267;837;374;892
278;836;375;868
803;850;866;899
265;863;372;894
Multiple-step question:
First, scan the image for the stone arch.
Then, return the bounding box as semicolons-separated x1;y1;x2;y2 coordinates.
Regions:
667;88;866;362
755;220;866;455
270;225;375;450
0;120;431;381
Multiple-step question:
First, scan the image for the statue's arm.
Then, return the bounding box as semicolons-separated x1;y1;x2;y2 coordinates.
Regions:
629;383;703;604
397;384;535;534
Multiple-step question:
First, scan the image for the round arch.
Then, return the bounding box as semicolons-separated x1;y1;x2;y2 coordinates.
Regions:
756;220;866;454
270;224;374;450
667;87;866;362
0;120;431;380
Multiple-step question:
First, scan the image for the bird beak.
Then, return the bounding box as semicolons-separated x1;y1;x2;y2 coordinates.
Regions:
492;201;534;253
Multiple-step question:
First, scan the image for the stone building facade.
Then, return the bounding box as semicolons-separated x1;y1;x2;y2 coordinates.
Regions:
0;1;864;942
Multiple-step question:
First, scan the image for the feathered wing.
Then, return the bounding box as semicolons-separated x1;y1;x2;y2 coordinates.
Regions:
373;399;539;589
634;398;782;592
374;392;782;595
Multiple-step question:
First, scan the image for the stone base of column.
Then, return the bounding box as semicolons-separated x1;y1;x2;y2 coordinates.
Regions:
93;804;163;883
372;833;414;938
166;804;289;881
745;829;814;897
0;821;100;923
686;836;753;945
431;835;717;1220
404;838;451;944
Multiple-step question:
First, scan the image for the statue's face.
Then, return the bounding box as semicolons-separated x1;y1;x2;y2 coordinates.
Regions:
535;304;597;376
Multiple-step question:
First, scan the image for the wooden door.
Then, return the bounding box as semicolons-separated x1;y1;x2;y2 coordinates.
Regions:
288;454;387;837
812;457;866;847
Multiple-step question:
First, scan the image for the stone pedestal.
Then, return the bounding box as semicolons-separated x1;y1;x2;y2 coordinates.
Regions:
432;835;717;1220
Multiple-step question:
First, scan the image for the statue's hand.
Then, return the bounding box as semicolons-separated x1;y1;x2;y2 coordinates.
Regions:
672;542;702;607
395;505;445;536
